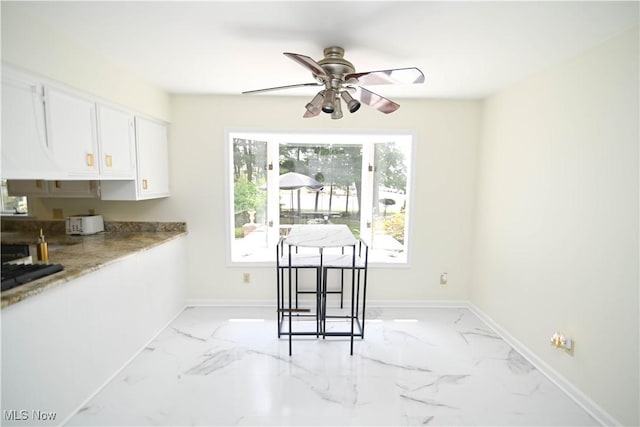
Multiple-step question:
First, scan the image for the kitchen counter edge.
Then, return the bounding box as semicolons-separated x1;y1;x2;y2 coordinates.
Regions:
1;228;187;309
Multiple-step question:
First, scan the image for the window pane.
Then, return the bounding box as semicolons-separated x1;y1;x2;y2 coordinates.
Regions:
227;131;413;265
279;143;362;237
231;138;269;262
1;180;28;215
371;141;409;262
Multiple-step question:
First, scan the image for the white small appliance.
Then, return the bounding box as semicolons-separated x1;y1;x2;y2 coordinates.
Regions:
65;214;104;235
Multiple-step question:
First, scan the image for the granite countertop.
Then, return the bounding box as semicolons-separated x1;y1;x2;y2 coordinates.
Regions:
1;221;187;309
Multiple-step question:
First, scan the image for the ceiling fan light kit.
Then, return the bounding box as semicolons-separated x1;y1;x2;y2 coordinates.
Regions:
341;91;361;114
322;88;338;114
305;90;325;116
331;94;343;120
242;46;425;120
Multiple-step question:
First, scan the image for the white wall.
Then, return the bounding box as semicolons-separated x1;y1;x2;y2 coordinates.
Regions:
1;2;170;121
471;27;639;426
168;95;480;302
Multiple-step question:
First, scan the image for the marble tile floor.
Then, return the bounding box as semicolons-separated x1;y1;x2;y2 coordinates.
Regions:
67;306;599;426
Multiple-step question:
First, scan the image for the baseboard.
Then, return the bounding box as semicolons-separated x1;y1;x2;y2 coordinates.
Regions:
365;299;468;308
186;298;275;307
467;302;620;427
59;305;187;427
185;298;468;308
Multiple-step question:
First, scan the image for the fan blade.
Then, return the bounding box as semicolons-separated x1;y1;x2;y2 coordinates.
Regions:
346;67;424;86
242;82;322;95
352;87;400;114
283;52;329;79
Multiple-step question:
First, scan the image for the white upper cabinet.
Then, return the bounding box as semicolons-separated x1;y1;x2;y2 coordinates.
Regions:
136;117;169;198
1;69;60;179
100;116;170;201
1;65;170;200
96;104;136;179
44;86;99;178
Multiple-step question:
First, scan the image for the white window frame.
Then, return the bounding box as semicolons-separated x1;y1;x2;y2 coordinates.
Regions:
225;129;416;268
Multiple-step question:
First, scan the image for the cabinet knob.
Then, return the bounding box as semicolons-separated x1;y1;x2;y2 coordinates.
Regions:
105;154;112;168
86;153;94;167
142;179;148;190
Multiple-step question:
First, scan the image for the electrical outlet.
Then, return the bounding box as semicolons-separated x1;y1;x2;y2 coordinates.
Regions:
550;332;575;356
52;208;64;219
243;273;251;284
440;272;448;285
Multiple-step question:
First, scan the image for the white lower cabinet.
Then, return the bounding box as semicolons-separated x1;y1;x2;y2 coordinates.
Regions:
1;237;186;426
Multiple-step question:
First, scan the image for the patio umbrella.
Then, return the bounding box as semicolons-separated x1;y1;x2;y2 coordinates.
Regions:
379;198;396;216
278;172;323;190
277;172;323;217
259;172;323;191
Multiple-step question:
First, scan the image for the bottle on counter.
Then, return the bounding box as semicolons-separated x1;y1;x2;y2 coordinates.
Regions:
36;228;49;263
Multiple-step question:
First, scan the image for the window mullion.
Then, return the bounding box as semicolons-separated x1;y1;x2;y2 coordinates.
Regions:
266;140;280;248
360;143;374;245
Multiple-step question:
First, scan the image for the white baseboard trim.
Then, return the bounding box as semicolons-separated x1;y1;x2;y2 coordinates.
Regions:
185;298;468;308
366;299;468;308
467;302;620;427
59;305;187;427
186;299;275;307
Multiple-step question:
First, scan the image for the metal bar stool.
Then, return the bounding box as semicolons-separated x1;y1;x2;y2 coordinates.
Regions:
321;239;369;355
276;238;323;355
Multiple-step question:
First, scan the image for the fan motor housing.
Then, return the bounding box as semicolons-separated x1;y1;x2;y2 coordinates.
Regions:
317;46;355;78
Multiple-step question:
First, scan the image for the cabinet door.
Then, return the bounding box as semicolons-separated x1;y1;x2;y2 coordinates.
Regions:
1;71;60;179
45;87;99;178
135;117;169;199
97;104;135;179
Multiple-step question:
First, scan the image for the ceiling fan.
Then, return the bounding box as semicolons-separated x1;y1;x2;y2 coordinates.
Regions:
242;46;425;119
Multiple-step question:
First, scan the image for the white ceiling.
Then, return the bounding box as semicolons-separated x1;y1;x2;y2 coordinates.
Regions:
9;1;639;99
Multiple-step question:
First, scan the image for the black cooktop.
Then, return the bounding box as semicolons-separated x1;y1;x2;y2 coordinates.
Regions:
1;263;64;292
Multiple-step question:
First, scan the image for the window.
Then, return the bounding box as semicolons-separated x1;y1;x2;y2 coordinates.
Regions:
226;131;414;266
1;180;28;215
